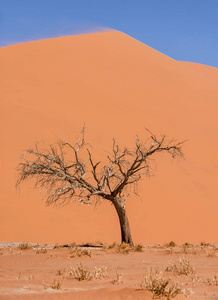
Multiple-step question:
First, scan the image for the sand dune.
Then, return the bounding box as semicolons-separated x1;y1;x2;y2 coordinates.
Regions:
1;31;218;245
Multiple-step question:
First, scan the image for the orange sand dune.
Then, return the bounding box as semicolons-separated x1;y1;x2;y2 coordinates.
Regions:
1;31;218;245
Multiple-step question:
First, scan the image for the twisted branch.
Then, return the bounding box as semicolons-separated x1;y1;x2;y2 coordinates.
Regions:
16;128;185;206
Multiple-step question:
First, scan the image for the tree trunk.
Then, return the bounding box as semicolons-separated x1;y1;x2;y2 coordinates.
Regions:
113;198;134;246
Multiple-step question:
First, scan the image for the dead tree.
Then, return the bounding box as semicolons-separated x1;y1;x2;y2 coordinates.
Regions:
16;128;185;246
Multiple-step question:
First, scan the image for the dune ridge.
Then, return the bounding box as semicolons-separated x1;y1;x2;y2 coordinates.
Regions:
1;30;217;245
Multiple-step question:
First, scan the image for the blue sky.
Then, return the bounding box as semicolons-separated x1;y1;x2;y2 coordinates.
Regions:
1;0;218;67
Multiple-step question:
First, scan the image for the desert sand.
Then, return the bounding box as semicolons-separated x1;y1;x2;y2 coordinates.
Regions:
0;243;217;299
1;30;218;246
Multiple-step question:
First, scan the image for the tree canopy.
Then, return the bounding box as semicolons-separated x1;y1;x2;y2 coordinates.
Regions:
17;128;185;245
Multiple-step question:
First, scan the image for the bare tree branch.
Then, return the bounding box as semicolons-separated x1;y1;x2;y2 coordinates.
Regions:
17;129;185;207
16;127;186;245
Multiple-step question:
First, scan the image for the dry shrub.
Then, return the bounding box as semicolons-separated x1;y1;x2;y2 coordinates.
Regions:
204;274;218;286
200;241;211;247
111;270;123;285
134;244;144;252
108;242;117;249
140;269;181;299
165;258;195;275
44;279;62;290
69;244;91;257
116;243;132;254
69;263;92;281
102;243;143;253
56;268;65;276
69;264;107;281
183;242;193;248
102;242;118;251
51;279;62;290
18;242;32;250
165;241;176;248
36;248;47;254
79;249;92;257
93;266;108;279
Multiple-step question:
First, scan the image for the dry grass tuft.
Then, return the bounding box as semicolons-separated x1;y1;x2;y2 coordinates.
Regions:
69;244;92;257
108;242;117;249
18;242;32;250
56;268;65;276
204;274;218;286
200;241;211;247
183;242;193;248
165;258;195;275
111;270;123;285
69;264;107;281
102;242;143;253
116;243;132;254
134;244;144;252
102;242;118;251
36;248;47;254
79;249;92;257
140;269;181;299
51;279;62;290
93;266;108;279
44;279;63;290
165;241;176;248
69;263;92;281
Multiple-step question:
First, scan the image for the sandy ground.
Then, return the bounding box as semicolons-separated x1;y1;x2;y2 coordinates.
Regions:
0;243;217;300
1;30;218;245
